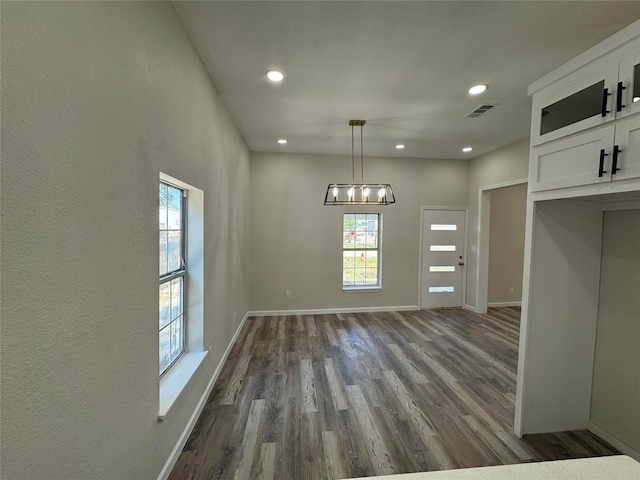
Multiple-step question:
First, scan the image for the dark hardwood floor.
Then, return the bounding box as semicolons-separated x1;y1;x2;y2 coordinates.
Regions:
169;307;618;480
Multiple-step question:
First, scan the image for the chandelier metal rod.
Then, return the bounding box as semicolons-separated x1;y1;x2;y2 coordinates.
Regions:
351;123;355;185
360;123;364;184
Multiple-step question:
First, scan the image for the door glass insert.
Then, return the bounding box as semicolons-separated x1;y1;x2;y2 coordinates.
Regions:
431;224;457;231
540;80;605;135
430;245;456;252
429;286;455;293
429;266;456;272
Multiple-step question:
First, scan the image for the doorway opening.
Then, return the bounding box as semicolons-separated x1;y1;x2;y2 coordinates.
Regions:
476;179;527;313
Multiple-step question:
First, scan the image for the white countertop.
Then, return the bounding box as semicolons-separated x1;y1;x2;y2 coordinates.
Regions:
348;455;640;480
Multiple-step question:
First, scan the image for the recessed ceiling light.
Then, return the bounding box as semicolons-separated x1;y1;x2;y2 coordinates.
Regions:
277;139;287;144
468;84;488;95
395;144;406;149
462;147;473;153
266;69;285;82
634;96;640;103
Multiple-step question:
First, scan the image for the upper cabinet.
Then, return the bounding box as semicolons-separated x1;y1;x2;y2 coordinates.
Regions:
617;50;640;120
531;41;640;147
528;21;640;194
532;64;619;146
530;117;640;192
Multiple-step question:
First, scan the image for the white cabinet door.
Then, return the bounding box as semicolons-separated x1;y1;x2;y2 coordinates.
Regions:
530;126;615;192
615;48;640;119
611;114;640;181
531;65;618;147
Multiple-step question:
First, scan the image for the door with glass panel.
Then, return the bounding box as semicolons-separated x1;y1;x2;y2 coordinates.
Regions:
420;209;466;308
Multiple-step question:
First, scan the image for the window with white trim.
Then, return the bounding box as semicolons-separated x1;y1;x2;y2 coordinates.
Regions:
159;182;186;375
342;213;381;288
158;174;205;418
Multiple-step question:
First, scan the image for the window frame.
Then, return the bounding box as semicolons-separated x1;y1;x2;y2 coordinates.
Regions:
342;213;382;291
159;181;187;377
158;173;206;420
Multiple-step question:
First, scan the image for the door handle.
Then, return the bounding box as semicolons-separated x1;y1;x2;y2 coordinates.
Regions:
602;88;611;117
598;149;608;177
616;82;626;112
612;145;621;175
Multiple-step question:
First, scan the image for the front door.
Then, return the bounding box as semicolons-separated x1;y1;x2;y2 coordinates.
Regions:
420;209;466;308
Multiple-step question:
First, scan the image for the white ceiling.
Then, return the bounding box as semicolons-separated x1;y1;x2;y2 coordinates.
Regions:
172;1;640;160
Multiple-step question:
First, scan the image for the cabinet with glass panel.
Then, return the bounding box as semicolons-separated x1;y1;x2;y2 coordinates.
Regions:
528;22;640;192
531;39;640;147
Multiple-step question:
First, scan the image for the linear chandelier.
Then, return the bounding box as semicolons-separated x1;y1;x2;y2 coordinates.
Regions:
324;120;396;206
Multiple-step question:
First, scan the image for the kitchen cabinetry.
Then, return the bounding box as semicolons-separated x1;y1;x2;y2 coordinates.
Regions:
530;41;640;147
530;114;640;192
617;49;640;119
516;19;640;463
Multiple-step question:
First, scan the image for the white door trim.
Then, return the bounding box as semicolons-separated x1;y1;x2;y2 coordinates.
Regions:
418;206;468;309
475;179;528;314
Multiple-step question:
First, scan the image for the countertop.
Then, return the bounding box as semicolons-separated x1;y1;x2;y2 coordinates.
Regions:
348;455;640;480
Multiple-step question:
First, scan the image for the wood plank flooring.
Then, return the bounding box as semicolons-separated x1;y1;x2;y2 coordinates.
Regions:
169;307;618;480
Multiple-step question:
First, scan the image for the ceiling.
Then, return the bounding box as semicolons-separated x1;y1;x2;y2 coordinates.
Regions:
172;1;640;160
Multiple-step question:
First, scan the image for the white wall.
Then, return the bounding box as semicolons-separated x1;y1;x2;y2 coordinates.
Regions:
466;138;529;309
0;3;249;479
249;152;469;311
517;199;603;434
488;183;527;304
590;209;640;457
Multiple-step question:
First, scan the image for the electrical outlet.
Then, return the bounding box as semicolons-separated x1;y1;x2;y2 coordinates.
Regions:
509;287;514;295
285;290;291;298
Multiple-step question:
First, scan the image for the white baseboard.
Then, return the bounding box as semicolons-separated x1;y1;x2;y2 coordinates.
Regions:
487;301;522;307
157;311;250;480
464;304;478;313
248;305;419;317
588;422;640;462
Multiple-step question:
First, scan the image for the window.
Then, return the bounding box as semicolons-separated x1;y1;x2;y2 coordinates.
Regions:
343;213;381;288
158;173;205;419
159;182;186;375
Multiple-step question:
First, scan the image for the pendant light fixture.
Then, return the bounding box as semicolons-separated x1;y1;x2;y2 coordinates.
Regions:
324;120;396;205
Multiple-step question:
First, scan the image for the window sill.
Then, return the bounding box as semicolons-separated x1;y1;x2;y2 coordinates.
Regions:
158;351;208;421
343;286;382;292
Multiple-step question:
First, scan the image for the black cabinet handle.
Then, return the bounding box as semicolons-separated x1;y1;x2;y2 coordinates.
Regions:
616;82;626;112
602;88;611;117
612;145;621;174
598;149;608;177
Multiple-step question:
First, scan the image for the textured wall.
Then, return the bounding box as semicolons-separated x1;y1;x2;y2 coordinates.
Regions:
0;2;249;479
249;152;469;311
465;138;529;309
